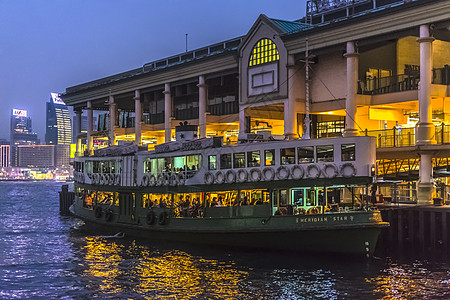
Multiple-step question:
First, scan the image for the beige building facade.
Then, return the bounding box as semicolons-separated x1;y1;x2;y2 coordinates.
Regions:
62;0;450;204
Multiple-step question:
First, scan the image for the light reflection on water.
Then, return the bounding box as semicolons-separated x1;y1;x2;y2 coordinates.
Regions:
0;181;450;299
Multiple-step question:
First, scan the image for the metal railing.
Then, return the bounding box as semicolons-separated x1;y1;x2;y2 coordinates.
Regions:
361;124;450;148
358;66;449;95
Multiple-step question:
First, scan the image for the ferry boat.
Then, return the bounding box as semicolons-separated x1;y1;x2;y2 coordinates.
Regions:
71;124;388;256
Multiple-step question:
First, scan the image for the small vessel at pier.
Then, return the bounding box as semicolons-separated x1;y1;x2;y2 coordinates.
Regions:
71;124;388;256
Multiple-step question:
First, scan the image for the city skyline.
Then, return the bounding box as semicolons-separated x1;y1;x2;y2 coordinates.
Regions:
0;0;306;141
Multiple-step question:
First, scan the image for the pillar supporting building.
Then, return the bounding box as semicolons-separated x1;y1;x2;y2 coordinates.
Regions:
87;101;94;155
285;55;299;140
134;90;142;145
163;83;172;142
75;109;82;156
343;41;359;137
198;75;207;138
108;95;117;146
416;24;436;205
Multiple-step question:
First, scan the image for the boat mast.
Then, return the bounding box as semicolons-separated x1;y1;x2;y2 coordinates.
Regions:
302;38;311;140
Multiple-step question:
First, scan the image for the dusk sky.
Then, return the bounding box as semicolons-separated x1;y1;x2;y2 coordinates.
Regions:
0;0;306;141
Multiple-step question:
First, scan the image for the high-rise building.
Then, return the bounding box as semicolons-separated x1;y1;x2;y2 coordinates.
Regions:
0;140;10;168
46;93;72;168
18;145;55;168
10;109;38;167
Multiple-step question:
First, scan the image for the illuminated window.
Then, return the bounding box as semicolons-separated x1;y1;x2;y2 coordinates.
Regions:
249;39;279;67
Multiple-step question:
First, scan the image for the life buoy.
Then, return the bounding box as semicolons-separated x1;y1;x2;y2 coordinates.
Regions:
163;173;170;186
308;207;320;215
156;174;164;186
215;171;225;184
94;206;102;219
105;174;110;185
148;174;156;187
101;174;107;185
204;172;214;184
291;165;304;180
158;211;169;225
109;174;114;185
141;174;150;187
306;164;321;179
146;210;155;225
262;167;275;181
169;174;178;186
341;163;357;177
236;169;248;182
104;209;113;222
323;164;339;178
177;172;186;185
94;173;100;185
296;207;307;215
249;168;262;182
225;170;236;183
276;166;290;180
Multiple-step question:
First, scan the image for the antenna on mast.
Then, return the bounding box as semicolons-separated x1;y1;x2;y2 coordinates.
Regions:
185;33;188;52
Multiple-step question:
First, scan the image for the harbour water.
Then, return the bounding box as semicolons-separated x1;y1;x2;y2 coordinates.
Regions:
1;181;450;299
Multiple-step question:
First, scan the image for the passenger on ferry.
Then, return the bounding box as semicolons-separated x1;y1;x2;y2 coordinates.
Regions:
210;197;218;207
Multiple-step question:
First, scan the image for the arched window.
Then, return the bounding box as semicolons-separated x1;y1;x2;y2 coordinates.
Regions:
249;38;280;67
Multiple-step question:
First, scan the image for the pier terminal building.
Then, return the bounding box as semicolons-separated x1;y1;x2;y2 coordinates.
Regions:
61;0;450;205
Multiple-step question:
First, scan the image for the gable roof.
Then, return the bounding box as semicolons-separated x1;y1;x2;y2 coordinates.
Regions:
269;18;312;34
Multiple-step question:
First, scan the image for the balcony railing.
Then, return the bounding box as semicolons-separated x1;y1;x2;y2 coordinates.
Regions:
358;66;449;95
358;74;419;95
143;113;164;125
361;123;450;148
208;101;239;116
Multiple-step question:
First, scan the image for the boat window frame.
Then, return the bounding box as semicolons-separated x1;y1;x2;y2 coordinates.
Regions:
297;146;315;164
208;155;217;170
264;149;276;166
233;152;246;168
341;143;356;161
316;145;334;162
247;150;261;167
280;147;296;165
220;153;232;170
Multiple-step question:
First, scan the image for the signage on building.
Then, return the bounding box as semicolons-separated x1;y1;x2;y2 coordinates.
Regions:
51;93;65;105
12;109;27;117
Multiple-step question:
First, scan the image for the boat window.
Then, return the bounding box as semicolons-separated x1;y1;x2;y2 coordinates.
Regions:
292;189;304;206
341;143;356;161
174;156;186;172
220;154;232;169
281;148;295;164
186;155;201;172
164;157;174;172
279;189;288;206
144;159;152;173
247;151;260;167
298;146;314;163
305;189;316;206
208;155;217;170
110;161;116;174
264;149;275;165
93;161;100;173
317;145;334;162
233;152;246;168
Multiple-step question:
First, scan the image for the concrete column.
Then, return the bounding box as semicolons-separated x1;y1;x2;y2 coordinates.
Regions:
87;101;94;155
108;95;117;146
416;24;435;145
343;41;359;137
198;75;207;138
416;24;436;205
285;55;298;140
134;90;142;145
75;110;82;156
163;83;172;142
239;106;246;136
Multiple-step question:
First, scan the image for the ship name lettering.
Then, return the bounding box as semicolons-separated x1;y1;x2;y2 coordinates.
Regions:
299;217;328;223
333;216;349;221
